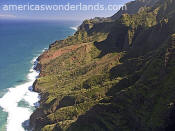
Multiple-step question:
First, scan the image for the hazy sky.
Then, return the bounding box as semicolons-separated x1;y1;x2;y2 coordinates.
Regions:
0;0;131;20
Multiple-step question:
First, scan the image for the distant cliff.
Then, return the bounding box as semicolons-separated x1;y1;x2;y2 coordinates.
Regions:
30;0;175;130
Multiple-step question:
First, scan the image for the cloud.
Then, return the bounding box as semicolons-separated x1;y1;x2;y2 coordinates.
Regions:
0;14;16;18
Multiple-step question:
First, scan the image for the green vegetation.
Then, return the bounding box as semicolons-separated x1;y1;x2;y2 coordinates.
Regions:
30;0;175;130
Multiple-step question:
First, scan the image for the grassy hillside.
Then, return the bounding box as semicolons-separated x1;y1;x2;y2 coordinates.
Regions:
30;0;175;130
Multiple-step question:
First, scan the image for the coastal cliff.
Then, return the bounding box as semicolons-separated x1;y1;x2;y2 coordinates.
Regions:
30;0;175;130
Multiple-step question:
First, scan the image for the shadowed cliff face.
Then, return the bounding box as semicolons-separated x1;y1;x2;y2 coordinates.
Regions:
30;0;175;130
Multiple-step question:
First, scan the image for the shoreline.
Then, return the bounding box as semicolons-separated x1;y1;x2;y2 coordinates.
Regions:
0;26;76;130
0;55;41;131
0;20;77;131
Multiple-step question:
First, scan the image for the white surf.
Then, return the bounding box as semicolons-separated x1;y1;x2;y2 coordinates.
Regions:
0;57;40;131
70;26;78;31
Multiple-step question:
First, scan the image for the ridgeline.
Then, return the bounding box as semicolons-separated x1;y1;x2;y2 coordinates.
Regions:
30;0;175;130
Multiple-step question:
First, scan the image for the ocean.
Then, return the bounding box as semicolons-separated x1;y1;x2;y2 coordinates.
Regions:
0;19;78;131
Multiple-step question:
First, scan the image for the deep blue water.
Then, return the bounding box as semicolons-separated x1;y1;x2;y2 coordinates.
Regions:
0;19;79;130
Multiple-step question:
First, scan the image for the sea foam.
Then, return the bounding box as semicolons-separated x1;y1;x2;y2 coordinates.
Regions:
70;26;78;31
0;57;40;131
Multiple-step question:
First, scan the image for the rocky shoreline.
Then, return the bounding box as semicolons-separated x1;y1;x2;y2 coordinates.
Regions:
29;51;48;130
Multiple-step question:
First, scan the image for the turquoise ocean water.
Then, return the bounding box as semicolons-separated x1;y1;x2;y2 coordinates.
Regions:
0;19;78;131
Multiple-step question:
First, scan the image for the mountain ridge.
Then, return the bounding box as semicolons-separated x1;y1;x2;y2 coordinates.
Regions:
30;0;175;130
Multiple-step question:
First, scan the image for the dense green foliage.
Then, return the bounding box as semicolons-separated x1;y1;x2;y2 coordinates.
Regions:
30;0;175;130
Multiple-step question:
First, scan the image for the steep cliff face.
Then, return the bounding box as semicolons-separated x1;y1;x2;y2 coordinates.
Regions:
30;0;175;130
